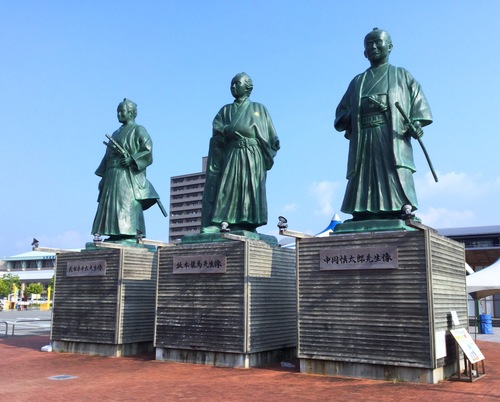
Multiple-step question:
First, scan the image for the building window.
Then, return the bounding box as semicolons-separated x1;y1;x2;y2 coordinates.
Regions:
42;260;55;268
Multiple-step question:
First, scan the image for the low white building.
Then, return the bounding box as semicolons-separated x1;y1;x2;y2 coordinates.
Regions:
1;251;55;293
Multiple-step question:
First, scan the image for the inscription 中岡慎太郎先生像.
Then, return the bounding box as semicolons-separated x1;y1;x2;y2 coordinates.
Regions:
173;255;226;274
319;247;398;270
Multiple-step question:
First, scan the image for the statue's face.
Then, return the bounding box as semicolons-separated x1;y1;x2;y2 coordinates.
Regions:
364;31;392;64
117;104;131;123
231;76;248;99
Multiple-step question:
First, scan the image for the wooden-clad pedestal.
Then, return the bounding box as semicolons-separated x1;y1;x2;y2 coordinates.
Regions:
297;227;468;384
51;246;157;356
155;236;296;368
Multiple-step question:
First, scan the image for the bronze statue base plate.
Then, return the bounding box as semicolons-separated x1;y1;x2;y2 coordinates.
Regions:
333;219;419;234
181;231;278;246
85;239;156;251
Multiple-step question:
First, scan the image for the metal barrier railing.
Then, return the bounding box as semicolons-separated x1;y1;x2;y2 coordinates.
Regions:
0;318;51;336
0;321;8;336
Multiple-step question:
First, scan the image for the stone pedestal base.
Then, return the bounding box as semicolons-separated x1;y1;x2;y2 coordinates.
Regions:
300;357;460;384
51;246;157;357
51;340;153;357
296;227;468;383
155;347;296;369
155;236;296;368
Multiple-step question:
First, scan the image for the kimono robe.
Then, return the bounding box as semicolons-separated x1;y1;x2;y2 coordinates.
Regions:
201;98;280;231
92;123;160;237
335;63;432;219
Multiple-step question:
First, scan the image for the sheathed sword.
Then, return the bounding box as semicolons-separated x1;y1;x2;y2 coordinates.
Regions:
102;134;168;217
395;102;438;182
156;199;168;217
104;133;129;157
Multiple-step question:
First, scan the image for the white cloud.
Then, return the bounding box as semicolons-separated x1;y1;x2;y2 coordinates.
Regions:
416;171;499;201
309;181;341;217
417;207;476;228
282;203;298;212
415;171;500;227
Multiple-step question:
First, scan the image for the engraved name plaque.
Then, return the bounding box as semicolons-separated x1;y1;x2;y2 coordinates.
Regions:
320;247;398;270
173;255;227;274
66;260;107;277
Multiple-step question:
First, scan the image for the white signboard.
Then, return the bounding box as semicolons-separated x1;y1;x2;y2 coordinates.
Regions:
450;328;485;363
451;310;460;326
435;330;447;359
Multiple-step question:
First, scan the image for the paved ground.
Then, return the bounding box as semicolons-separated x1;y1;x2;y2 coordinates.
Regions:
1;310;500;401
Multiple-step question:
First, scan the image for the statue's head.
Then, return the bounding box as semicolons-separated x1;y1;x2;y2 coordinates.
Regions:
119;98;138;117
231;72;253;98
363;28;393;66
117;98;137;123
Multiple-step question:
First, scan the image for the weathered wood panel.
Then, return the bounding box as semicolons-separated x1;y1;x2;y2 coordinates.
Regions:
52;249;121;344
248;242;296;352
52;247;157;346
297;229;468;371
298;231;432;367
155;239;297;355
156;241;246;353
428;231;467;367
120;249;157;344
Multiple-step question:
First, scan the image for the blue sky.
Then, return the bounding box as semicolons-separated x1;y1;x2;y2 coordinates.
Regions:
1;1;500;258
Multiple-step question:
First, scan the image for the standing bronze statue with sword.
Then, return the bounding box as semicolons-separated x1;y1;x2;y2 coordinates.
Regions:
92;98;166;243
335;28;436;225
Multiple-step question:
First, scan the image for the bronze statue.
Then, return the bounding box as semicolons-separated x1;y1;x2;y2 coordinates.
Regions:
335;28;433;222
201;72;280;233
92;98;164;241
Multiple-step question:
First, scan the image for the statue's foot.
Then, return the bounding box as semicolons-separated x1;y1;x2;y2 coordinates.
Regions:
201;226;220;234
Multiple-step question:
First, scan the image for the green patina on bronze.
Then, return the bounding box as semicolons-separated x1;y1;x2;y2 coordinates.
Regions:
181;231;279;246
334;28;433;233
184;73;280;244
91;99;162;243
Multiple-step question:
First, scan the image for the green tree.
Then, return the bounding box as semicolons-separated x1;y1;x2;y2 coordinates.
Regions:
1;274;21;294
25;283;44;296
0;280;10;297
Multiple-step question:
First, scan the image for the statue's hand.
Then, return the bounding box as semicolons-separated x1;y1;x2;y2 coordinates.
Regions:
407;121;423;139
120;156;134;167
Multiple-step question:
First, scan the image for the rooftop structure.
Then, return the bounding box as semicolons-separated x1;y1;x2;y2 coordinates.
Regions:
438;225;500;268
